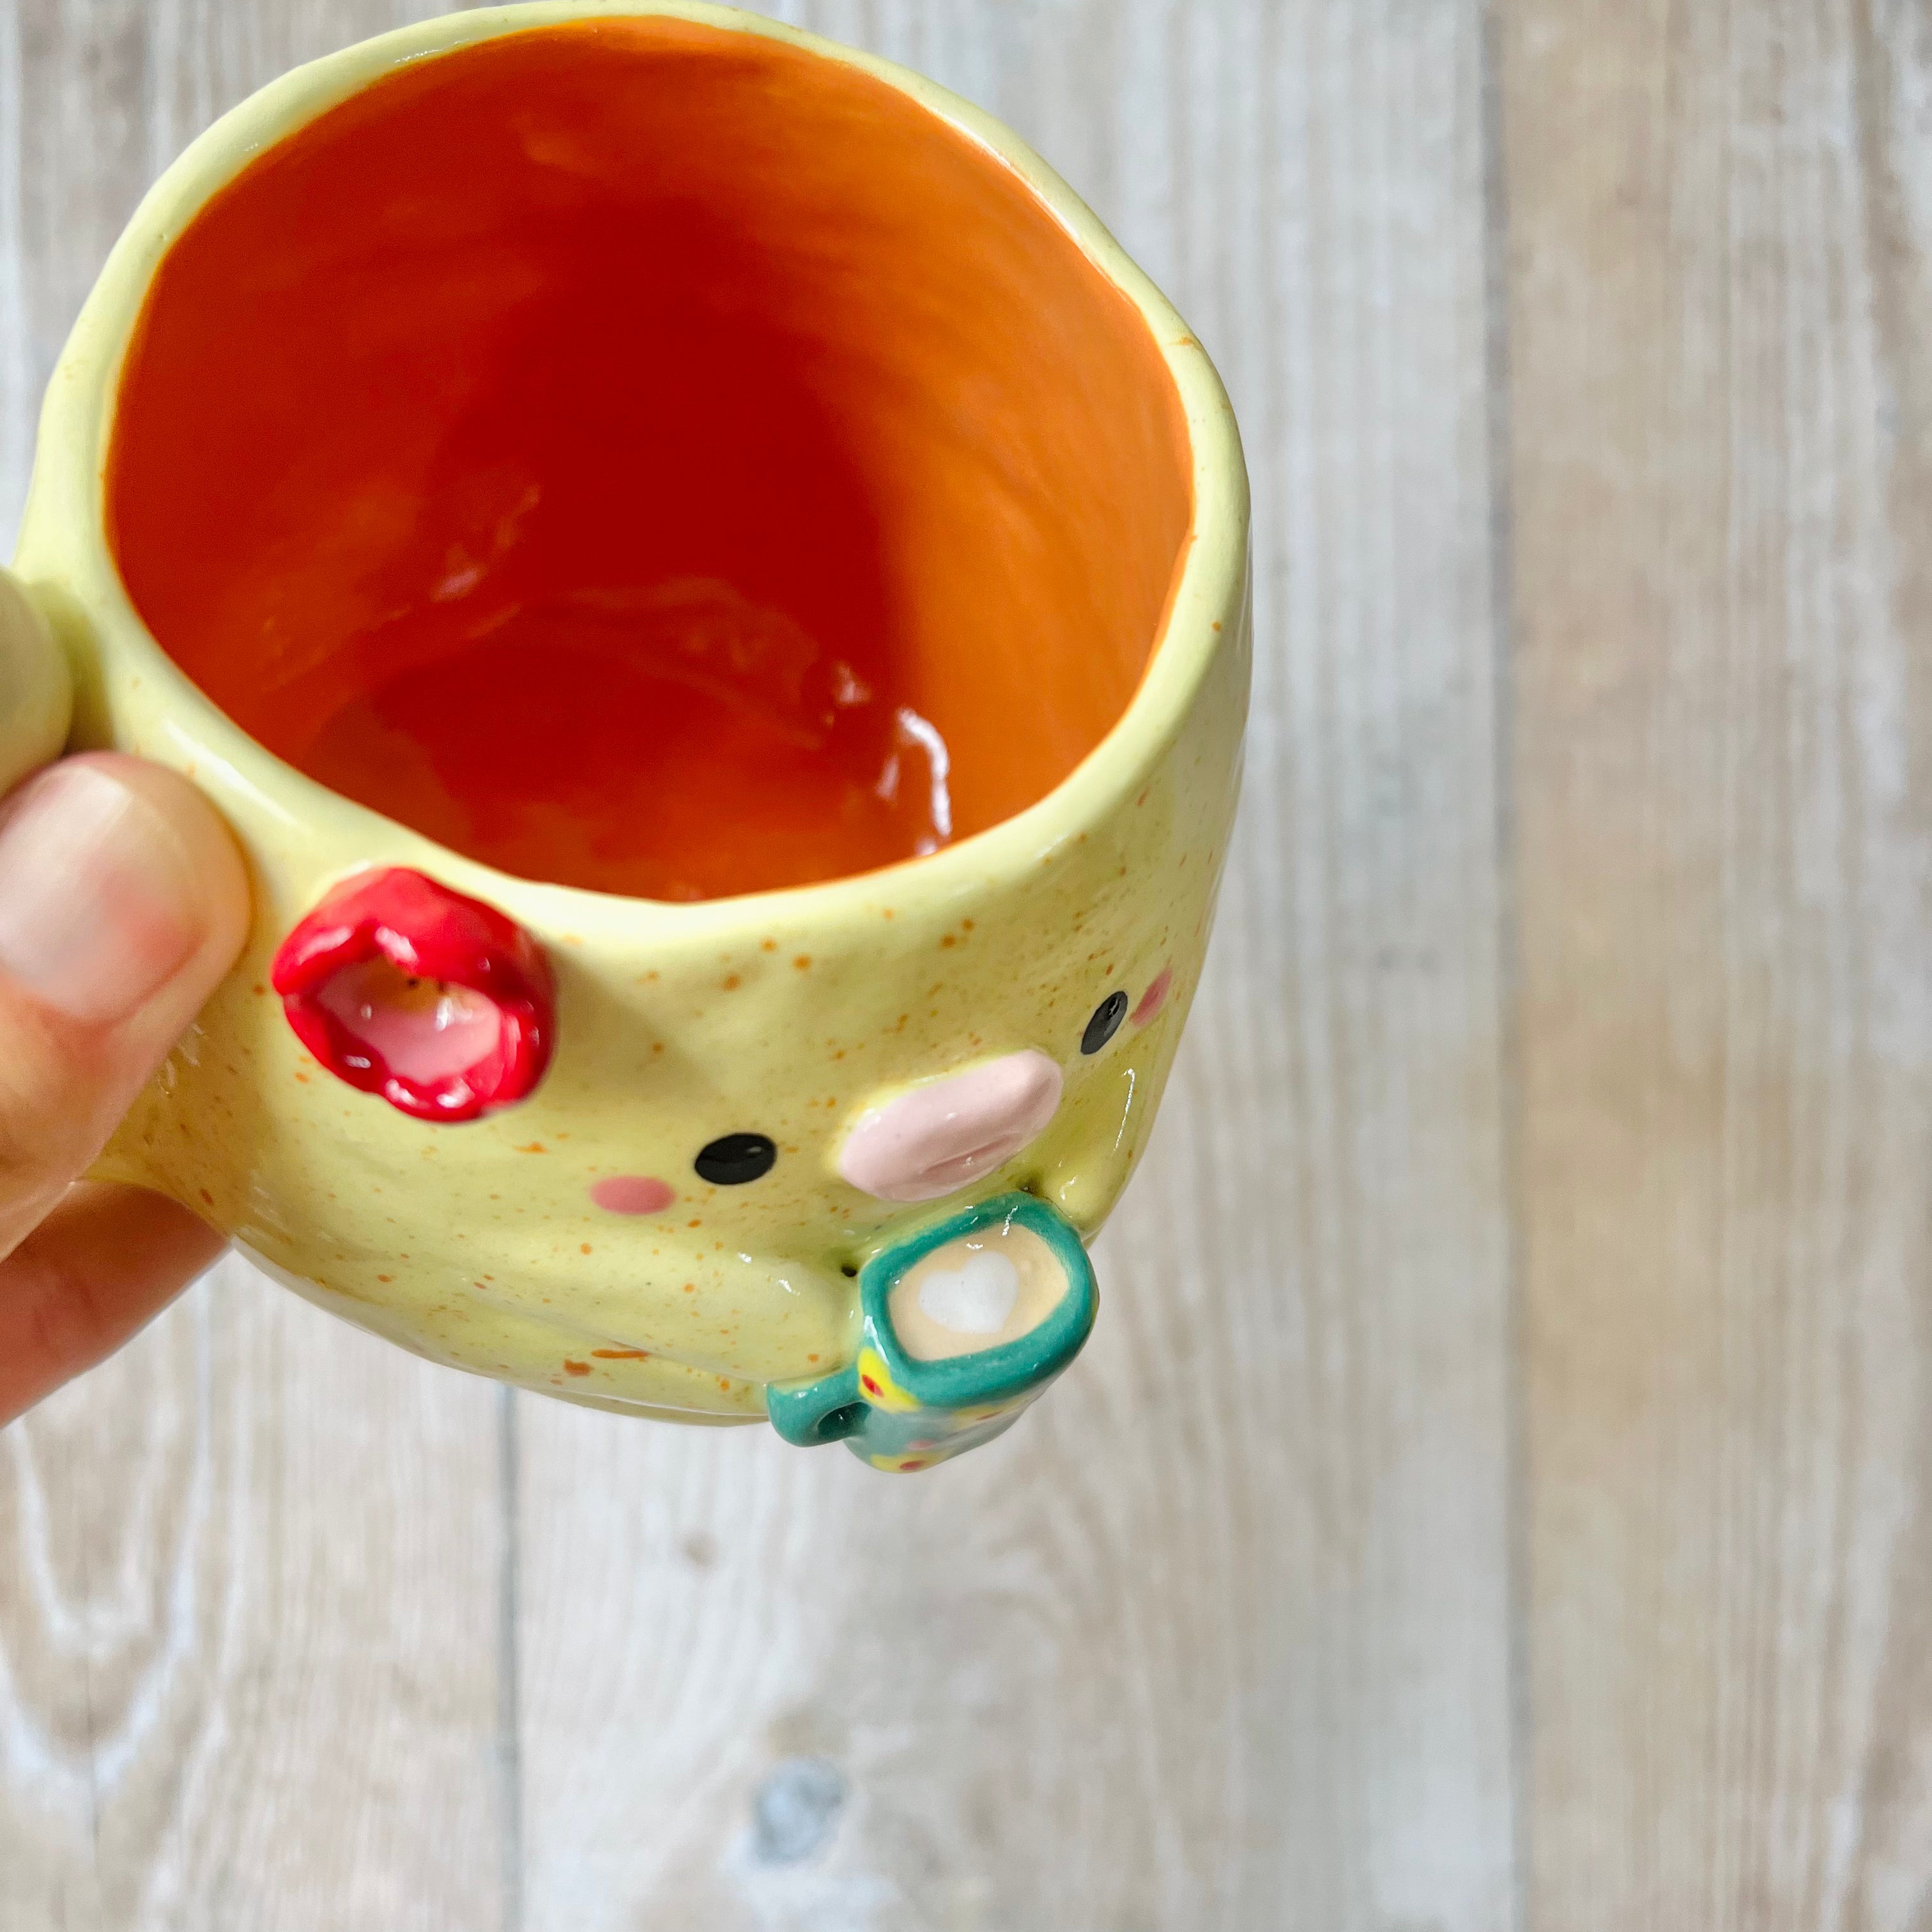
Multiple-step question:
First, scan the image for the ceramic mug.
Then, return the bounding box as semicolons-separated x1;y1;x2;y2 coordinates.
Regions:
0;2;1249;1469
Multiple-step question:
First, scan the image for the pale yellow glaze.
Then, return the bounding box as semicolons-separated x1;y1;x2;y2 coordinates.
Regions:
7;2;1251;1423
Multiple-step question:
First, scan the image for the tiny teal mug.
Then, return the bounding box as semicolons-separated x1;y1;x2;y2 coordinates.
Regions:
768;1193;1098;1471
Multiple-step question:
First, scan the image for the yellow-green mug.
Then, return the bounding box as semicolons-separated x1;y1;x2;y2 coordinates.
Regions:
0;3;1249;1468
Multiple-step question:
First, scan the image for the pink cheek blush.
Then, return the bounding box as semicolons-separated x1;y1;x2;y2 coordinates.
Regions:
1131;966;1173;1026
590;1176;676;1216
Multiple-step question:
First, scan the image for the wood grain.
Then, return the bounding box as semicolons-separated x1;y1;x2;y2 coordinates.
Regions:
12;0;1932;1918
1499;0;1932;1923
509;4;1517;1929
1;1260;510;1931
0;8;510;1931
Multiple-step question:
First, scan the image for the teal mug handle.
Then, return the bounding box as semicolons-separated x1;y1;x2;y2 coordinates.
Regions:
0;570;73;792
767;1362;866;1447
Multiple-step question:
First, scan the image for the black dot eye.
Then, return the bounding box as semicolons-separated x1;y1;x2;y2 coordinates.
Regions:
1082;990;1129;1055
694;1133;777;1185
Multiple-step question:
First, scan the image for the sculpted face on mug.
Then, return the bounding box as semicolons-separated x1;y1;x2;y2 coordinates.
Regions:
222;855;1193;1423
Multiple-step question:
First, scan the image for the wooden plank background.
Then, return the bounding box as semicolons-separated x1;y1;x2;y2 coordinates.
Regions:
0;0;1924;1926
1503;3;1932;1924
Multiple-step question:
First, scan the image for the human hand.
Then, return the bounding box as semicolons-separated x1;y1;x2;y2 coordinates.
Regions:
0;751;248;1424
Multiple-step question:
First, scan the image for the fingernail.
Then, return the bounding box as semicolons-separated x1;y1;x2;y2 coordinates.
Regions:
0;762;202;1023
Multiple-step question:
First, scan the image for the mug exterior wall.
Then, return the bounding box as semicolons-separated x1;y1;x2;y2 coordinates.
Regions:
11;2;1251;1425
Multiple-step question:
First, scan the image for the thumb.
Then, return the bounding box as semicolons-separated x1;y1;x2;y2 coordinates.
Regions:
0;751;249;1257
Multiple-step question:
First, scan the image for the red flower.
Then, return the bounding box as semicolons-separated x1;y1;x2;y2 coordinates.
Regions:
271;867;555;1123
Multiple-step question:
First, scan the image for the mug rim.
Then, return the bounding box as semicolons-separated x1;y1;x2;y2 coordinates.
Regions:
19;0;1250;936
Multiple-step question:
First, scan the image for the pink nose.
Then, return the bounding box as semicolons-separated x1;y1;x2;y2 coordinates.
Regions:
838;1051;1063;1202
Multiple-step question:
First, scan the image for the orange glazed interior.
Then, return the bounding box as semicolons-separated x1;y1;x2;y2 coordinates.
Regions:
107;19;1193;901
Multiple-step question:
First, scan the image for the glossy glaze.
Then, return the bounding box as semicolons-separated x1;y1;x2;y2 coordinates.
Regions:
7;3;1250;1450
767;1191;1098;1470
271;866;555;1121
107;20;1192;901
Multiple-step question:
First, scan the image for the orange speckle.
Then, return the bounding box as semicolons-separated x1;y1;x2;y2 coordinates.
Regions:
252;982;266;996
793;954;811;970
760;938;778;952
881;907;895;919
198;1188;214;1206
962;919;974;932
683;1282;696;1293
563;1359;591;1376
722;973;741;990
377;1273;393;1283
579;1243;593;1255
295;1073;310;1084
717;1376;731;1390
592;1347;651;1360
1211;620;1223;632
940;934;956;949
808;1354;820;1364
516;1142;546;1153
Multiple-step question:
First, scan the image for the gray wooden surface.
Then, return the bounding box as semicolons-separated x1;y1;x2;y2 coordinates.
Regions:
0;1;1925;1926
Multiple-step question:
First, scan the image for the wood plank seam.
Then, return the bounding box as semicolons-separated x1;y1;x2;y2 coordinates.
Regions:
1480;8;1533;1932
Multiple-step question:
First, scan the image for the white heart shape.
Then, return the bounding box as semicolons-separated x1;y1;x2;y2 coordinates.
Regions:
917;1249;1020;1336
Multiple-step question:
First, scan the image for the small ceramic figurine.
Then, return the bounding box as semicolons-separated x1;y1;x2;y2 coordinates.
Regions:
0;3;1250;1469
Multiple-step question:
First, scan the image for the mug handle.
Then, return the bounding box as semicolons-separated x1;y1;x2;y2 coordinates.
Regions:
0;570;73;793
766;1363;867;1446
